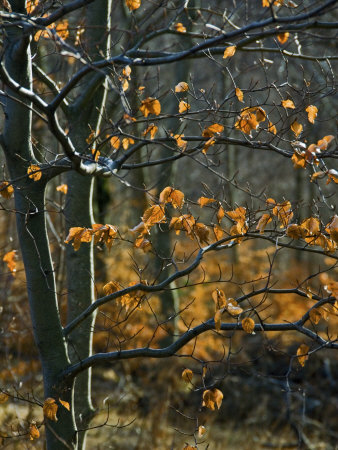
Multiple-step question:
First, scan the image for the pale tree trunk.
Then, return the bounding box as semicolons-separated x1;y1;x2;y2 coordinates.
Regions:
65;2;111;448
1;0;77;448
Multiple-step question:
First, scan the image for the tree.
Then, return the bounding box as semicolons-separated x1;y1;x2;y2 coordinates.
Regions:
0;0;337;448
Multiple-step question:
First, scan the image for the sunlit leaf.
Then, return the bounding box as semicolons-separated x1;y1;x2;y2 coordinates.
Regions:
223;46;236;59
103;281;121;296
0;181;14;199
169;214;196;236
193;222;210;244
202;138;216;154
43;398;58;422
182;368;193;383
235;87;244;102
29;423;40;441
327;169;338;185
140;97;161;117
197;197;216;207
59;399;70;411
268;121;277;135
110;136;121;150
217;206;225;223
296;344;309;367
179;101;190;113
281;99;295;109
0;393;9;403
142;205;166;227
212;289;227;310
325;215;338;244
256;214;272;234
27;164;42;181
300;217;320;236
242;317;255;334
202;388;223;410
202;123;224;137
198;425;206;437
309;308;321;325
122;137;135;150
213;225;224;241
291;151;306;169
277;32;289;44
56;184;68;194
214;309;222;331
305;105;318;124
3;250;16;275
227;299;243;316
143;124;158;139
174;22;186;33
286;224;307;239
172;134;188;151
175;82;189;92
159;187;185;209
125;0;141;11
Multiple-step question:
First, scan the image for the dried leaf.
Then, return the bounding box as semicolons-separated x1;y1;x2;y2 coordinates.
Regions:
110;136;121;150
179;101;190;113
182;368;193;383
0;393;9;403
103;281;121;296
27;164;42;181
217;206;225;223
325;215;338;244
125;0;141;11
235;87;244;102
140;97;161;117
309;308;321;325
59;399;70;411
212;289;227;310
0;181;14;199
296;344;309;367
56;184;68;194
197;197;216;207
282;99;295;109
286;224;307;239
175;82;189;92
172;134;188;151
174;22;186;33
223;46;236;59
213;225;224;241
3;250;16;275
43;398;58;422
202;388;223;410
242;317;255;334
29;423;40;441
198;425;206;437
202;138;216;154
202;123;224;137
193;222;210;244
122;137;135;150
159;187;185;209
277;32;289;44
214;309;222;331
256;214;272;233
268;121;277;135
227;299;243;316
291;151;307;169
305;105;318;124
143;124;158;139
142;205;166;227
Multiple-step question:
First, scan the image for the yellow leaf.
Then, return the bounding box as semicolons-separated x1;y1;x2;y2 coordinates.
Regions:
286;224;307;239
256;214;272;234
309;308;321;325
300;217;320;235
223;46;236;59
103;281;121;296
213;225;224;241
212;289;227;309
202;138;216;154
242;317;255;334
235;87;244;103
183;446;197;450
327;170;338;185
193;223;210;245
43;398;58;422
296;344;309;367
217;206;225;223
197;197;216;207
182;368;193;383
169;214;196;236
179;101;190;113
198;425;206;437
0;392;9;403
268;121;277;135
143;124;158;139
3;250;16;275
0;181;14;199
159;187;185;209
55;20;69;40
142;205;166;227
282;99;295;109
272;201;293;228
122;65;131;78
291;120;303;137
174;22;186;33
56;184;68;194
27;164;42;181
134;236;152;252
305;105;318;124
325;215;338;244
202;388;223;410
175;82;189;92
226;206;246;225
277;32;289;44
29;423;40;441
291;151;307;169
64;227;92;251
122;137;135;150
59;399;70;411
214;309;222;331
140;97;161;117
227;299;243;316
172;134;188;151
125;0;141;11
202;123;224;137
316;135;334;150
110;136;120;150
121;78;129;92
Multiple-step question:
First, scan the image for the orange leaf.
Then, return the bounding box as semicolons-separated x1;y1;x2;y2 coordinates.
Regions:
213;225;224;241
286;224;307;239
29;423;40;441
282;99;295;109
296;344;309;367
0;393;9;403
198;425;206;437
226;299;243;316
0;181;14;199
226;206;246;224
277;32;289;44
223;46;236;59
202;388;223;410
140;97;161;117
202;137;216;154
143;124;158;139
235;87;244;103
43;398;58;422
103;281;121;296
202;123;224;137
214;309;222;331
217;206;225;223
182;368;193;383
193;222;210;244
174;22;186;33
325;215;338;244
291;151;306;169
309;308;321;325
159;187;184;209
110;136;121;150
64;227;92;251
56;184;68;194
212;289;227;309
197;197;216;207
27;164;42;181
179;100;190;113
59;399;70;411
268;121;277;135
242;317;255;334
305;105;318;124
256;213;272;233
142;205;166;227
122;137;134;150
3;250;16;275
175;82;189;92
291;120;303;137
125;0;141;11
172;133;188;150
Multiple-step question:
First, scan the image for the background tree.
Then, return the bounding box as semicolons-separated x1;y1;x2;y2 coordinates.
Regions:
0;0;337;449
